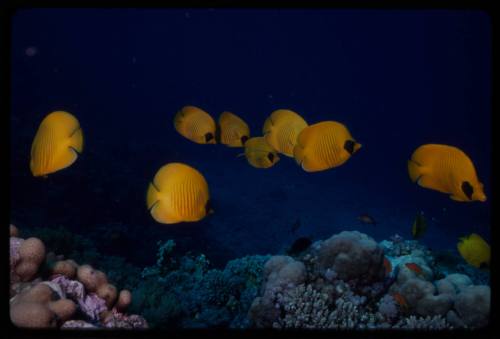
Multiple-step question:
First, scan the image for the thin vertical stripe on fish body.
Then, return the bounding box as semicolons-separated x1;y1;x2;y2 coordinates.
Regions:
30;111;83;177
243;137;280;168
218;111;250;147
146;163;211;224
174;106;217;144
262;109;308;157
293;121;362;172
407;144;486;202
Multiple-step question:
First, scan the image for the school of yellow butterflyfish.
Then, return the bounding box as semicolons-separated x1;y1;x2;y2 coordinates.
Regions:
28;107;490;268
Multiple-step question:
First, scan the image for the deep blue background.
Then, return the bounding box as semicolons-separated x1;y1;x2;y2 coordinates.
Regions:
10;9;491;267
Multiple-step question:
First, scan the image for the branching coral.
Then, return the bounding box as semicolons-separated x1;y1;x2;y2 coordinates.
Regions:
393;315;450;330
131;239;269;329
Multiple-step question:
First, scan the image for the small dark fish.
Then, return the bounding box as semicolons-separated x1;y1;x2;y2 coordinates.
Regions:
291;217;301;233
411;211;427;239
286;237;312;255
357;214;376;225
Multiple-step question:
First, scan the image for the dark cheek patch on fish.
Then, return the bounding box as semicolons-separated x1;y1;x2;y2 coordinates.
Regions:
461;181;474;200
205;200;213;215
205;132;214;143
344;140;356;155
268;153;275;163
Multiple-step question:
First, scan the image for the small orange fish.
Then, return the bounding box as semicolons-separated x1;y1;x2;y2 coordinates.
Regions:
357;214;377;225
383;257;392;276
405;263;423;275
392;292;409;311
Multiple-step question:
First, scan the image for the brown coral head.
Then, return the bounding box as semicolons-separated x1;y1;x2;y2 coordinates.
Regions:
52;260;77;279
100;309;114;323
17;283;56;304
48;299;77;322
94;270;108;288
19;237;46;265
97;284;118;308
10;302;57;328
76;265;99;292
10;224;19;237
66;259;79;268
116;289;132;311
14;261;40;282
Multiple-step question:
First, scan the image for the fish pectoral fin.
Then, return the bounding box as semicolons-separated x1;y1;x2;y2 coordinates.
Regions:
148;199;160;211
408;159;423;182
68;146;81;155
151;180;161;192
69;126;83;153
236;153;245;158
416;173;448;192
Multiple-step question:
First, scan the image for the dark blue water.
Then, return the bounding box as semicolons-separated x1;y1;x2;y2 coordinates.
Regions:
10;9;491;267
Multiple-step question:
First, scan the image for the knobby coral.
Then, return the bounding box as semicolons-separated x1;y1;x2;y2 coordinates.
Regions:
9;225;148;329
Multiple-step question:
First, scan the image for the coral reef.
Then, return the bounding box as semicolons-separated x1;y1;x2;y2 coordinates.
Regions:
9;224;148;329
129;239;270;328
10;224;490;330
248;231;490;329
387;240;490;329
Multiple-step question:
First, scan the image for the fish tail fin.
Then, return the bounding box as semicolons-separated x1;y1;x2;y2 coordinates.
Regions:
407;159;423;183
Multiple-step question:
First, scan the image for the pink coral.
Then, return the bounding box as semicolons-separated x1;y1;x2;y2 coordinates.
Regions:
61;320;98;329
103;308;148;329
10;237;24;284
80;293;107;321
51;274;86;301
